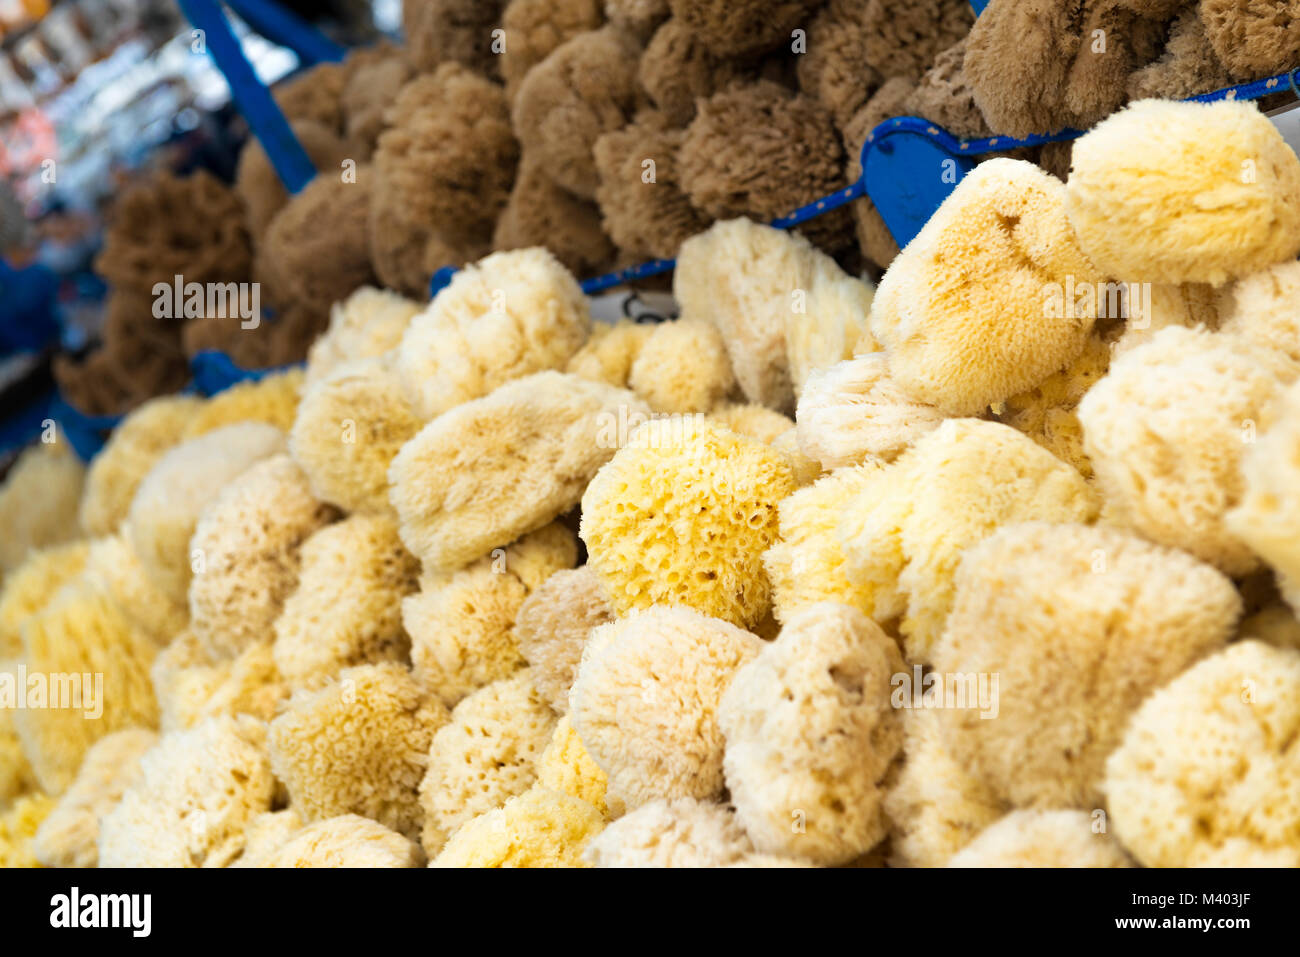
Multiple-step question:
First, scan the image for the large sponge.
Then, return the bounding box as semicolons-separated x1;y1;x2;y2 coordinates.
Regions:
932;522;1240;810
1079;326;1297;576
1065;99;1300;287
269;663;448;840
0;440;85;576
569;606;764;809
870;158;1103;416
580;416;795;629
719;603;905;865
390;371;645;574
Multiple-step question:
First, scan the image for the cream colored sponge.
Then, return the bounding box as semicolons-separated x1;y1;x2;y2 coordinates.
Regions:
947;811;1132;868
269;663;448;840
719;603;905;865
1066;99;1300;287
584;797;754;868
0;541;89;658
569;606;764;809
395;248;592;420
1079;326;1297;576
515;566;614;713
304;286;421;386
260;814;423;868
0;440;85;576
391;371;645;574
933;522;1240;810
1105;641;1300;867
870;158;1102;416
580;416;795;629
627;318;735;413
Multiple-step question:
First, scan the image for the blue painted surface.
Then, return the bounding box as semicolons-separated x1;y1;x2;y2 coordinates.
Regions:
47;393;122;462
190;350;303;397
968;0;990;15
223;0;346;65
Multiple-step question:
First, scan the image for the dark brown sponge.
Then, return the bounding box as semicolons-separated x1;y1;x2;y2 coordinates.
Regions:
640;17;753;127
403;0;509;78
862;0;973;82
493;154;616;277
235;120;357;246
666;0;825;58
501;0;605;101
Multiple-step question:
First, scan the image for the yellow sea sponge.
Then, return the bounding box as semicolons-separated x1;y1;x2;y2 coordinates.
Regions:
391;371;646;574
784;258;877;399
709;403;794;446
1104;640;1300;867
97;715;274;867
32;728;157;867
762;463;887;626
719;603;905;865
0;541;89;658
0;793;55;867
79;395;203;536
13;582;159;795
839;419;1097;663
260;814;423;867
126;423;287;606
189;456;335;660
0;440;85;576
151;632;286;732
1079;326;1297;576
290;357;423;515
933;522;1240;810
870;158;1103;416
433;786;604;868
0;701;37;807
580;416;795;629
181;368;304;439
83;534;186;643
404;523;577;707
537;715;609;814
304;286;422;386
420;670;557;853
565;319;654;388
270;663;448;840
795;354;946;470
515;566;614;713
627;318;735;413
569;606;764;809
394;248;592;420
947;811;1133;868
272;515;419;690
1065;99;1300;287
584;797;754;867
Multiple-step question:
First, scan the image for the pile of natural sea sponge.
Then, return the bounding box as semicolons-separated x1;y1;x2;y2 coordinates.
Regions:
7;90;1300;869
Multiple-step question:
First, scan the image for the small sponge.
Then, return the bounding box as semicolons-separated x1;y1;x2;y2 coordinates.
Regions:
666;0;822;57
569;606;764;809
628;318;735;413
97;715;274;867
0;440;85;576
83;533;187;644
0;793;55;868
515;566;615;713
1065;99;1300;287
269;663;448;839
870;158;1103;416
1217;259;1300;366
304;286;421;386
180;369;303;440
565;319;654;388
947;811;1133;868
394;247;592;420
580;416;795;629
584;797;753;867
719;603;905;865
1079;326;1297;576
1104;640;1300;868
391;371;645;574
501;0;605;101
432;786;604;867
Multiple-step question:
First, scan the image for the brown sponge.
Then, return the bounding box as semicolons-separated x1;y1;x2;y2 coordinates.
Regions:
403;0;509;78
274;63;348;134
678;81;851;254
593;110;709;262
906;38;992;140
862;0;974;82
493;154;615;278
1129;5;1235;99
639;17;753;127
511;26;644;201
501;0;605;101
234;120;356;246
340;50;415;157
797;1;881;133
1200;0;1300;79
666;0;823;58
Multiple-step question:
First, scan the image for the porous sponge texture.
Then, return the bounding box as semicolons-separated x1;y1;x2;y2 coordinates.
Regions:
404;523;577;706
569;606;764;809
667;0;822;58
395;247;592;420
1105;640;1300;867
932;522;1241;811
180;368;303;440
0;793;55;868
1079;326;1297;576
580;416;795;629
501;0;605;101
269;663;448;840
839;419;1097;663
0;440;85;576
33;728;157;868
290;357;423;515
79;395;203;536
1227;381;1300;613
1217;259;1300;366
0;541;89;659
1065;99;1300;287
85;533;187;644
432;786;605;867
1200;0;1300;79
584;797;753;867
566;319;654;388
259;814;424;868
719;603;905;865
947;811;1133;868
126;423;287;607
97;715;273;867
420;670;557;853
14;583;160;795
390;371;645;574
304;286;421;386
189;455;335;661
870;158;1103;416
628;318;735;413
784;259;877;400
515;566;615;713
795;353;945;471
537;715;609;814
493;153;615;278
272;515;419;690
